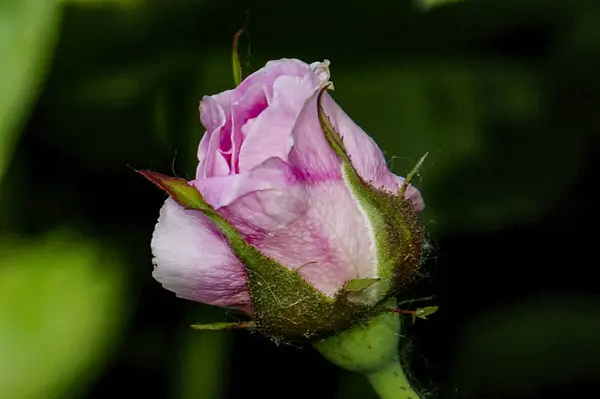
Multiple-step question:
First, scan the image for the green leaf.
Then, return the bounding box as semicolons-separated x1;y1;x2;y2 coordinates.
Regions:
344;278;381;292
0;230;127;398
0;0;62;183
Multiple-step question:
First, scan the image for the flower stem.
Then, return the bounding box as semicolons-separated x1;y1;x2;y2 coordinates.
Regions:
366;355;421;399
313;300;423;399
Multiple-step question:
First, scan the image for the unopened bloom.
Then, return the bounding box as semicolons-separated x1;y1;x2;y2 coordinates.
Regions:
144;59;425;341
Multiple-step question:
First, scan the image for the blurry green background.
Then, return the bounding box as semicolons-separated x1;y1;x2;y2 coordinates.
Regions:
1;0;599;398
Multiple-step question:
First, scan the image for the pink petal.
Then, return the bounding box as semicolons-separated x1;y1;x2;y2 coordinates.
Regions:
238;75;317;172
151;198;251;312
218;161;378;297
237;61;332;172
288;88;342;183
394;175;426;212
288;88;400;192
197;59;332;179
197;93;232;178
191;157;293;209
229;83;269;173
319;92;398;192
233;58;311;103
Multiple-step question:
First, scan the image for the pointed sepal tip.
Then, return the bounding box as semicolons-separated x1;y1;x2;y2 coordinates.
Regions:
137;170;211;212
232;29;244;86
399;152;428;197
190;321;255;332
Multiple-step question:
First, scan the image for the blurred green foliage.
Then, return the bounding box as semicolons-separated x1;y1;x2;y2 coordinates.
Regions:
172;308;234;399
0;0;61;181
414;0;466;10
453;296;600;396
1;0;599;398
0;231;126;398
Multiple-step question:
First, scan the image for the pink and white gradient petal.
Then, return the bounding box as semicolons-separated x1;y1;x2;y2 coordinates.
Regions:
218;162;378;297
319;92;399;192
197;93;233;178
151;198;251;313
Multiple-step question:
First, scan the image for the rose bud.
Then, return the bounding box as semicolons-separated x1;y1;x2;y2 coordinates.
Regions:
141;59;425;343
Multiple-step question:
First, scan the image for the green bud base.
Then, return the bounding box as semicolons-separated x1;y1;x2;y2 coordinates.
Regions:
313;301;421;399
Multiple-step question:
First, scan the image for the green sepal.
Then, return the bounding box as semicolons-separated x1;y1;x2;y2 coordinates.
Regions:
137;170;235;236
343;278;380;292
139;169;372;342
243;257;372;342
316;88;425;302
317;84;350;163
190;321;254;331
231;29;244;86
137;171;210;212
396;295;436;307
415;305;438;320
398;152;428;197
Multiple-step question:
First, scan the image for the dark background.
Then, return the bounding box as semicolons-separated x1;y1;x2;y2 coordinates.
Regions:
1;0;599;398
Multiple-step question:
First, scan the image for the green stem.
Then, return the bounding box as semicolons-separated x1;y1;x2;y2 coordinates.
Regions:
366;355;421;399
313;301;423;399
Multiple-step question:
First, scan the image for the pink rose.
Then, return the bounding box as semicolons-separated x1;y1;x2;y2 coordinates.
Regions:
150;59;424;316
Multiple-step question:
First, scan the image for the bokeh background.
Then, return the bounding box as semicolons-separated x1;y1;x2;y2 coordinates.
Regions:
2;0;599;398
